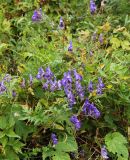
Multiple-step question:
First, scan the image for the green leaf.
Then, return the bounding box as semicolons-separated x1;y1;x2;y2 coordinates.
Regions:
5;128;20;138
0;136;8;147
105;132;128;160
53;152;70;160
55;136;78;152
0;131;5;138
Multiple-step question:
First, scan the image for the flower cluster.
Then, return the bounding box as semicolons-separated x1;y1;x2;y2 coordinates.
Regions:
62;71;76;108
82;98;100;118
97;77;105;94
70;115;81;130
74;70;84;101
68;41;73;52
90;0;96;14
32;8;42;22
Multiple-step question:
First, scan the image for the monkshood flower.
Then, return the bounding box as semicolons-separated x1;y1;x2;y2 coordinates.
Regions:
0;81;6;94
88;81;93;92
82;99;100;118
12;90;16;97
42;81;49;90
73;69;82;81
97;77;105;95
62;71;76;107
44;67;54;80
74;70;84;100
29;74;33;86
57;80;62;90
36;67;44;80
101;146;109;159
50;79;57;92
21;78;25;88
51;133;58;145
59;17;64;29
90;0;96;14
99;33;103;44
70;115;81;130
68;41;73;52
32;8;42;22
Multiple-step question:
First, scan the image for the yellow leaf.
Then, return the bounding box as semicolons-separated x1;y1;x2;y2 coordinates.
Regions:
53;123;64;130
99;64;105;69
110;37;121;49
121;40;130;50
107;85;112;89
102;22;111;32
28;87;34;96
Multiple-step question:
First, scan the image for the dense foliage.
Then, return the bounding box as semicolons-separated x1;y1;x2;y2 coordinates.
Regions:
0;0;130;159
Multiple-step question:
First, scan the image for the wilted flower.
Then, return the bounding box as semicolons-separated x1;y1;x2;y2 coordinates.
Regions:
89;50;93;56
68;41;73;52
29;74;33;86
0;81;6;94
51;133;58;145
99;33;103;44
90;0;96;14
88;81;93;92
92;32;97;41
36;67;44;80
101;146;109;159
59;17;65;29
32;8;42;22
70;115;81;130
21;78;25;88
3;74;12;82
82;99;100;118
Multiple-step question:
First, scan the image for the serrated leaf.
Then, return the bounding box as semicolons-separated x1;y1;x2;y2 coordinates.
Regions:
55;136;78;152
105;132;128;159
110;37;121;49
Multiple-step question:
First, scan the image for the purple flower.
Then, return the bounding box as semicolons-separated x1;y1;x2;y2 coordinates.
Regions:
51;133;58;145
67;91;76;107
70;115;81;130
101;146;109;159
12;90;16;97
90;0;96;14
96;77;105;95
21;78;25;88
29;74;33;86
62;71;72;86
82;99;100;118
44;67;53;80
57;80;62;90
0;81;6;94
99;33;103;44
88;81;93;92
36;67;44;80
68;41;73;52
32;8;42;22
59;17;64;29
73;70;82;81
42;81;49;90
50;79;57;92
75;81;84;101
